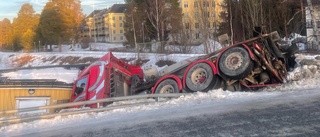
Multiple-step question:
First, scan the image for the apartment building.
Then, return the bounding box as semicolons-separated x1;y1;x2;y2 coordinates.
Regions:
305;1;320;50
180;0;222;44
306;5;320;38
82;4;126;43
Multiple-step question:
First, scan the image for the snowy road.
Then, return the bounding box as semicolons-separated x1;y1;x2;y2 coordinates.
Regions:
9;87;320;137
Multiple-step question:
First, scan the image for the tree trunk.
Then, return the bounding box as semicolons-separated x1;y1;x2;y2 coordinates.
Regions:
229;0;234;44
59;37;62;52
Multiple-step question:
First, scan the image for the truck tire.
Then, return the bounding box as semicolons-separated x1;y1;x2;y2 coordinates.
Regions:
155;79;179;94
218;47;253;80
185;63;216;92
212;76;223;90
224;82;242;92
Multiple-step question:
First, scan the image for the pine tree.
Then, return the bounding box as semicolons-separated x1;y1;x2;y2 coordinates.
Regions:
0;18;13;49
12;3;39;51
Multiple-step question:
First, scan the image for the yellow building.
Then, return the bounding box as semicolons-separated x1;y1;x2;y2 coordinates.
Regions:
180;0;223;44
104;4;127;43
82;4;127;43
0;86;72;116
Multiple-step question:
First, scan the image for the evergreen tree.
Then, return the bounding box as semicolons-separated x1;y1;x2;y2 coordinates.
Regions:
12;3;39;51
0;18;13;50
37;0;84;52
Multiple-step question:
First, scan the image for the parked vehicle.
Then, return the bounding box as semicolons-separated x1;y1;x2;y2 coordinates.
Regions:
70;31;298;107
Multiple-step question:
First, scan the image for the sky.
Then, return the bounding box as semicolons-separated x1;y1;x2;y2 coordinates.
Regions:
0;0;125;22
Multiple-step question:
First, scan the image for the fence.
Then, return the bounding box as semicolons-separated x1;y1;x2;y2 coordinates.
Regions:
0;93;189;126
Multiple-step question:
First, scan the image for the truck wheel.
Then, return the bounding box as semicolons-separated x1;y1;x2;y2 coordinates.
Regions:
219;47;253;80
155;79;179;94
212;76;223;90
185;63;215;92
224;82;242;92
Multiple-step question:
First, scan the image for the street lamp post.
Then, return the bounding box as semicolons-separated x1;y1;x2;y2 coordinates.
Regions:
142;21;145;50
38;41;40;52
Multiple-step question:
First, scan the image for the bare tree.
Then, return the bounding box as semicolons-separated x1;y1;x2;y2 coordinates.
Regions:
175;19;195;53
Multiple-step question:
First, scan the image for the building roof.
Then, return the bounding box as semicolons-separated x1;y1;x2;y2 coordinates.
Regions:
87;10;102;18
85;4;126;19
108;4;126;13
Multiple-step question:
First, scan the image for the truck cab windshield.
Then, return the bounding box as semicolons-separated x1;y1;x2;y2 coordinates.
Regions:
75;77;88;96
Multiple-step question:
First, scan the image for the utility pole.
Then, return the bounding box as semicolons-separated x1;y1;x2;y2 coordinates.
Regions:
131;8;139;60
92;0;96;51
142;21;145;53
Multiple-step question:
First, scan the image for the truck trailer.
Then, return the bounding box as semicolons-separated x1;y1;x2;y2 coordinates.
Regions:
70;31;298;108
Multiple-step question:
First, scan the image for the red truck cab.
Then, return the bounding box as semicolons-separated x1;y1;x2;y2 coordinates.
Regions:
70;52;143;108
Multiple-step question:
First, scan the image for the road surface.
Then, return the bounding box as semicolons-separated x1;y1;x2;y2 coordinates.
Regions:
22;88;320;137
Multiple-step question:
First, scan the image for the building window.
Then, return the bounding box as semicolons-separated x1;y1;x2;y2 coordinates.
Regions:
16;97;50;115
185;23;190;29
195;23;199;29
119;16;123;20
114;37;116;41
203;1;209;7
120;23;123;27
112;17;115;20
212;1;216;7
207;23;210;28
196;33;200;39
306;20;312;28
308;20;320;28
113;23;116;27
203;12;210;18
194;2;198;8
194;12;199;18
113;30;116;34
184;13;189;18
184;1;188;8
120;36;124;40
120;30;123;33
212;12;216;17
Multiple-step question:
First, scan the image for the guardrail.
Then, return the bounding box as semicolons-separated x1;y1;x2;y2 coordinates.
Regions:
0;93;189;126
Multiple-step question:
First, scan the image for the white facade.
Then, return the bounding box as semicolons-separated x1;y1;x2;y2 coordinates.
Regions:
305;5;320;39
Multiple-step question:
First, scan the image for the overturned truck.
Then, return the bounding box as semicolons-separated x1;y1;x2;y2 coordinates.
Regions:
70;31;298;107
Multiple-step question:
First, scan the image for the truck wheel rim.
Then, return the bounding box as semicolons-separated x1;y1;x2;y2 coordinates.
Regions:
186;63;213;92
159;85;175;94
225;52;243;70
191;68;207;84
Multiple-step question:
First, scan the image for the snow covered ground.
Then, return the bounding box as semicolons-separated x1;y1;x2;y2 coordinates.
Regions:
0;44;205;83
1;43;320;136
